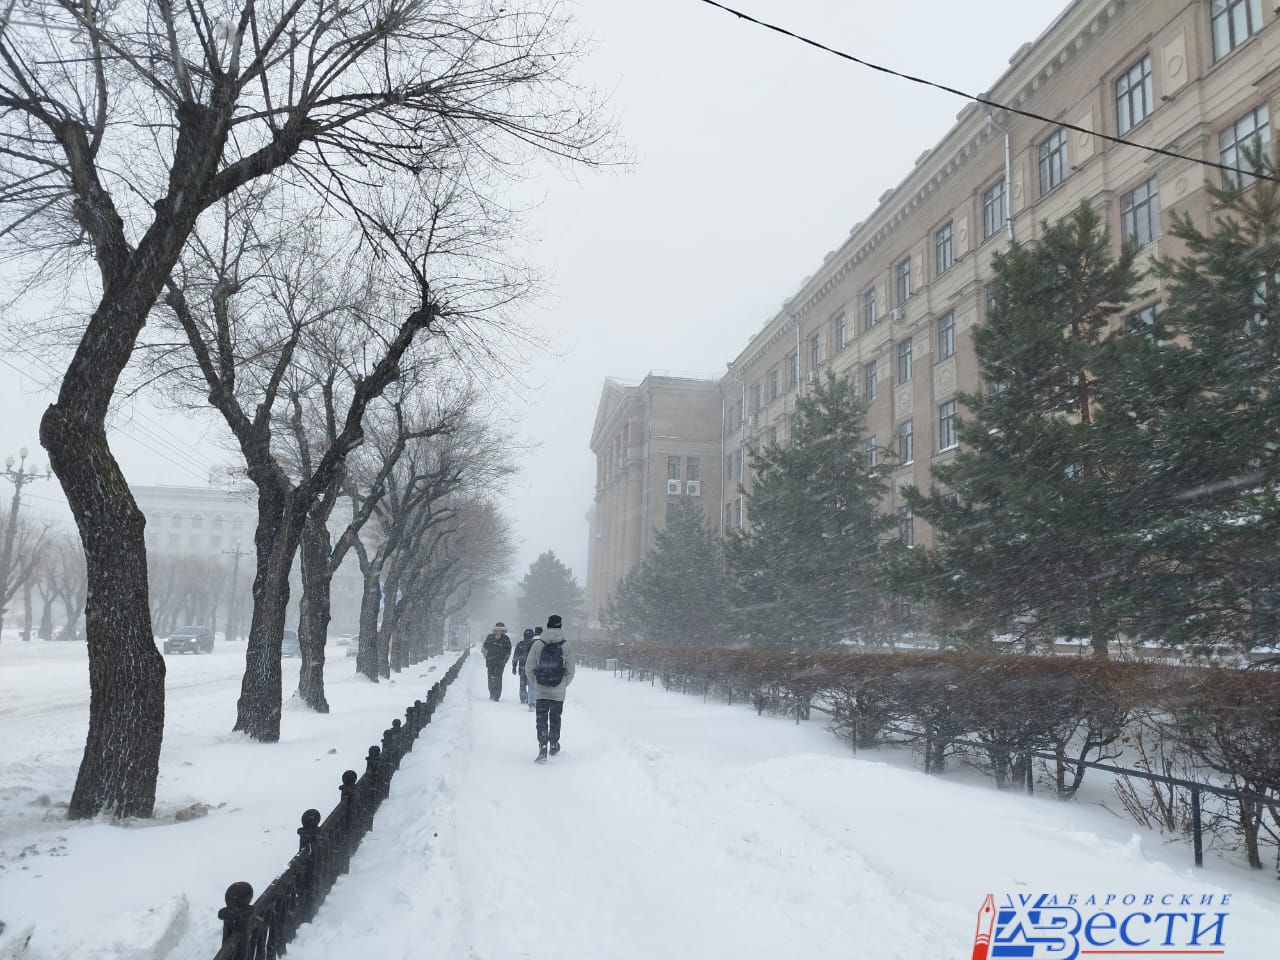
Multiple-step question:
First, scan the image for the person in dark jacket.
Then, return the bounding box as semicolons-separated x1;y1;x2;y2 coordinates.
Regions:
525;614;575;762
481;622;512;701
512;628;536;704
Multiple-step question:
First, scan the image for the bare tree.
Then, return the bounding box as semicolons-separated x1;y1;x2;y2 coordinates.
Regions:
291;385;465;710
0;514;49;632
2;0;607;817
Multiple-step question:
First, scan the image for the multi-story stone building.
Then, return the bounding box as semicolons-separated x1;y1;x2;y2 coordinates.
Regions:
585;375;723;627
588;0;1280;617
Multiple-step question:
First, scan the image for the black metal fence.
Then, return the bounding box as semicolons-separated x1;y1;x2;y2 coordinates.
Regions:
212;648;469;960
590;655;1275;871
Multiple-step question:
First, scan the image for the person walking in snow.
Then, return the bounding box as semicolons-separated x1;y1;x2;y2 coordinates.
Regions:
482;622;513;701
525;614;576;762
512;628;536;704
525;627;544;711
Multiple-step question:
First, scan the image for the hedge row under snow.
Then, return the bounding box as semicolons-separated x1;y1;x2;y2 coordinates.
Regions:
579;642;1280;871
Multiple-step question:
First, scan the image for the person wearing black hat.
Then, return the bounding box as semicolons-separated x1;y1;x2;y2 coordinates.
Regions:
512;628;536;704
524;614;575;762
481;622;513;701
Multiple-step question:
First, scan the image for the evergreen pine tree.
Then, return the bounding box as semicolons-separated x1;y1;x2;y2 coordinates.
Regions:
1093;149;1280;653
725;372;894;650
516;551;584;629
900;203;1142;656
601;497;729;645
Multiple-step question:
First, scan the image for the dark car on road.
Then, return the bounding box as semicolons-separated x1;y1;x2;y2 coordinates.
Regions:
163;625;214;655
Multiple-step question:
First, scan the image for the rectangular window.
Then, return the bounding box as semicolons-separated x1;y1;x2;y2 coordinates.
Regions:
809;333;821;372
863;288;878;330
864;360;877;402
768;426;778;447
1120;177;1160;247
938;400;958;451
787;353;798;389
864;435;878;470
937;311;956;360
982;178;1006;241
1212;0;1263;61
898;506;915;548
897;419;914;465
667;456;681;481
935;222;954;276
687;457;701;482
734;498;742;529
896;257;912;304
898;338;912;384
835;312;847;351
1115;55;1153;134
1038;128;1068;195
751;383;762;414
985;283;996;319
725;453;733;480
1126;302;1167;341
768;368;779;401
1220;105;1271;188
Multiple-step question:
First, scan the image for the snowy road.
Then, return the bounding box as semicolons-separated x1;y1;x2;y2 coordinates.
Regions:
290;656;1277;960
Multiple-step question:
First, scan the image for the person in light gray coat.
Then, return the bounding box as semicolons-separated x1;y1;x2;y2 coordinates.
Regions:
525;614;576;762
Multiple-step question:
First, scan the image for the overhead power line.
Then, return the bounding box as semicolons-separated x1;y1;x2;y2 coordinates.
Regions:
694;0;1280;185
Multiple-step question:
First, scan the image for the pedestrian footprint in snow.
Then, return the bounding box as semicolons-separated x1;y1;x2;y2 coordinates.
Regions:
482;622;512;701
527;614;575;762
512;627;536;705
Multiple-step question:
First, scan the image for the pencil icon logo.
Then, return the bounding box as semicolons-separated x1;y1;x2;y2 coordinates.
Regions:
972;894;996;960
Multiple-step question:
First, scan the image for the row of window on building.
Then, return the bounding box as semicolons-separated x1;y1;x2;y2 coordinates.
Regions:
728;7;1273;430
147;512;248;531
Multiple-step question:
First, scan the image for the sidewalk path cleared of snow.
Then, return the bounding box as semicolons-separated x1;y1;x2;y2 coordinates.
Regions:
289;657;1278;960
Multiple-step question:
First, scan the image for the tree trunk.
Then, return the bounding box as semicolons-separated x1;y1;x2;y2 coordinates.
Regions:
38;593;54;640
22;579;33;641
296;515;332;712
356;566;382;681
234;484;303;741
42;405;164;819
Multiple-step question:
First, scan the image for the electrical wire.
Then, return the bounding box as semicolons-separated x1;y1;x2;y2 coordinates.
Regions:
0;353;214;484
694;0;1280;185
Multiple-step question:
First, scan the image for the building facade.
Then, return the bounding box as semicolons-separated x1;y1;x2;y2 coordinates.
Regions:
586;375;724;627
132;484;364;633
589;0;1280;617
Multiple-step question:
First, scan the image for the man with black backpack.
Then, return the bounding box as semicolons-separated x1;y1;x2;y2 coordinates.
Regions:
524;614;575;762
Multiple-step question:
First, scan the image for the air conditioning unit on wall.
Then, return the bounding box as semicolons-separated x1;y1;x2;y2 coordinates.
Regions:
666;479;681;495
686;480;701;496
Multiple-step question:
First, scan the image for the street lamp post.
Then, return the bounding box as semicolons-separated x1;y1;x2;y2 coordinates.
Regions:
0;447;51;641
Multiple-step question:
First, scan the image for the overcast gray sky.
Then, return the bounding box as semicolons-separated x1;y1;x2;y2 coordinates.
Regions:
0;0;1062;591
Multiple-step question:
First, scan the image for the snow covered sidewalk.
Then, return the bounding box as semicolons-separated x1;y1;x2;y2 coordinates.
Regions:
0;641;452;960
290;657;1278;960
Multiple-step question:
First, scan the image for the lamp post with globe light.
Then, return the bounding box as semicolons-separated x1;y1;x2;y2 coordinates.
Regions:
0;447;51;640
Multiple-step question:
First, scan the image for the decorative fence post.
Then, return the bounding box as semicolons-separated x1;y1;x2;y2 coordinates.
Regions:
218;882;254;960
